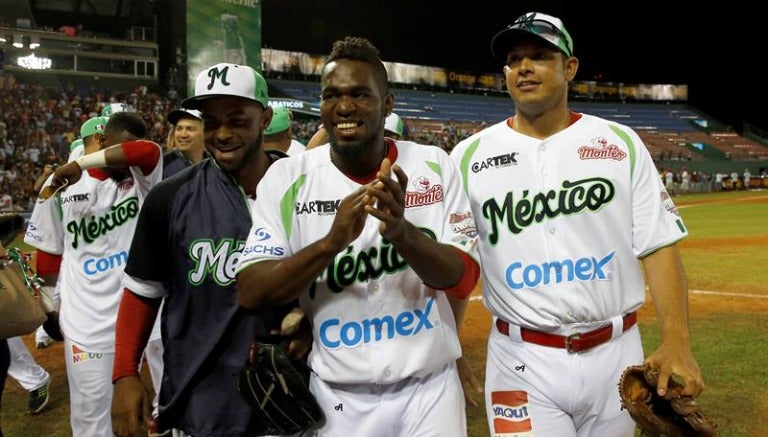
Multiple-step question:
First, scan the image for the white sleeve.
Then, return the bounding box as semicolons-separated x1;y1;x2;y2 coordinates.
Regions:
436;151;480;262
629;130;688;257
24;177;65;255
234;166;292;275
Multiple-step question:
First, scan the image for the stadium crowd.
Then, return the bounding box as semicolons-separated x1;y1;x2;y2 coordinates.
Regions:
0;72;761;212
0;73;485;211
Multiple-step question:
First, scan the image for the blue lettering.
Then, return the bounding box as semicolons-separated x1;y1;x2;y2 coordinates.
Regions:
243;244;285;256
83;251;129;276
493;406;529;419
505;252;615;289
320;298;436;349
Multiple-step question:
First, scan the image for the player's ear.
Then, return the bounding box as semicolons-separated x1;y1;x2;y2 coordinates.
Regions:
564;57;579;81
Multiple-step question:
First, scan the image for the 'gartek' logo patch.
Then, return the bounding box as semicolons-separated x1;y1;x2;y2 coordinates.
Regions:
296;199;340;215
60;193;90;204
471;153;519;173
577;136;626;161
492;391;533;436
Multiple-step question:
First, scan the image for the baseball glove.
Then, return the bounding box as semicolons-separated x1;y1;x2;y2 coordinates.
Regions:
619;364;720;437
238;341;324;436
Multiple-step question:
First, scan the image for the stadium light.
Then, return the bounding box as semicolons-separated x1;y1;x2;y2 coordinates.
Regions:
16;54;52;70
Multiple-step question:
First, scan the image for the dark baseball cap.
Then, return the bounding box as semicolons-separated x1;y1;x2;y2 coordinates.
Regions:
490;12;574;61
167;108;202;125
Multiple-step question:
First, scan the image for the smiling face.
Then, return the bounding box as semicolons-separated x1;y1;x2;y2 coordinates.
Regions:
320;59;393;167
173;117;204;157
502;36;578;118
201;96;271;173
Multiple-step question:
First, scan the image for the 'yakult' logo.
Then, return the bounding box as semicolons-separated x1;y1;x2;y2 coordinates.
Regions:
319;298;436;349
491;391;533;435
505;251;615;290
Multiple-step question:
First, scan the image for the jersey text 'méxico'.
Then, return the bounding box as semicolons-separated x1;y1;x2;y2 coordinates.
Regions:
24;156;162;352
450;114;687;330
236;141;480;385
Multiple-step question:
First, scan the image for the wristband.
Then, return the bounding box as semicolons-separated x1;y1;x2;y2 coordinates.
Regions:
75;150;108;170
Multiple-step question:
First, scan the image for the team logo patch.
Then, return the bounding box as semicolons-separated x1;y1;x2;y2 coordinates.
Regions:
405;176;443;208
491;390;534;436
450;211;478;238
577;136;627;161
660;191;680;216
71;344;104;364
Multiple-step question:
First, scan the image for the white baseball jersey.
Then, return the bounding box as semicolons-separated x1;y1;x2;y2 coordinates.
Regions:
236;140;479;385
25;157;162;352
286;139;306;156
450;114;687;329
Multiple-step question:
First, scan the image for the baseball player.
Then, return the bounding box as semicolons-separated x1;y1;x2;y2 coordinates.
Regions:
450;12;705;436
24;112;162;437
235;37;480;436
263;106;307;156
110;63;293;437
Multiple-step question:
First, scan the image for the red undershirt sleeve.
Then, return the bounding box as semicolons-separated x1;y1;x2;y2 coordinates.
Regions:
428;249;480;299
112;289;161;382
121;140;161;175
36;250;62;276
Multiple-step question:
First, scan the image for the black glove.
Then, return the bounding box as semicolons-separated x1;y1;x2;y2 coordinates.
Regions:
238;341;324;436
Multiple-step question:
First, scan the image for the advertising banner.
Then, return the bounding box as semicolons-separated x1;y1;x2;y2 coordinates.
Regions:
186;0;262;92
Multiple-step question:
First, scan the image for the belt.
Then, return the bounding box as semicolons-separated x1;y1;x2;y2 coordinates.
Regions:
495;312;637;353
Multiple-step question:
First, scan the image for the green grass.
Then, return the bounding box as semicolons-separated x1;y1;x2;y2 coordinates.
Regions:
640;313;768;437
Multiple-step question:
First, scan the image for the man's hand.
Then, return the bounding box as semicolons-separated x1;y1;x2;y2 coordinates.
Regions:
364;158;409;242
38;162;83;201
325;186;370;252
111;375;152;437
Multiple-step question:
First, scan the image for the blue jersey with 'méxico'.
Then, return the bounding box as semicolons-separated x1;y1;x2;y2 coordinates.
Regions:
123;154;290;436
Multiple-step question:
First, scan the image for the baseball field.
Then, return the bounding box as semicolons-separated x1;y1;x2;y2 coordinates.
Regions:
1;189;766;436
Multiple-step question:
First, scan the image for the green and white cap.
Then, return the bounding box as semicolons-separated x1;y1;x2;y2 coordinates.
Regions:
265;107;292;135
384;112;405;138
490;12;573;60
101;102;127;118
69;138;84;152
80;116;107;139
182;63;269;110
